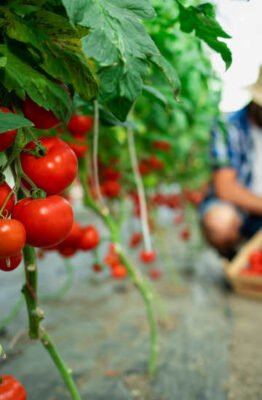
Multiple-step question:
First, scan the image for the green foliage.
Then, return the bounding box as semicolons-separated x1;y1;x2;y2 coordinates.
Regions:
0;110;33;133
176;1;232;69
62;0;180;120
0;1;98;123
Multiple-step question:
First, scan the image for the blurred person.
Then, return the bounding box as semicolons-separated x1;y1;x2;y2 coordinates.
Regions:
200;67;262;259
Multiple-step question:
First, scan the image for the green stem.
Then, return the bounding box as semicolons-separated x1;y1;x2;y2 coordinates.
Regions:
22;245;42;338
79;157;158;375
22;245;82;399
40;328;81;400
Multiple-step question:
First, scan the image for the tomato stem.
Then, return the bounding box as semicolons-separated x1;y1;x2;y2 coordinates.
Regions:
40;328;81;400
22;245;82;399
127;126;152;252
79;157;158;375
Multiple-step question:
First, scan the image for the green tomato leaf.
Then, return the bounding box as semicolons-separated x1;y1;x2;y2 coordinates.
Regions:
0;111;33;133
3;8;98;101
62;0;180;120
0;44;72;124
176;1;232;69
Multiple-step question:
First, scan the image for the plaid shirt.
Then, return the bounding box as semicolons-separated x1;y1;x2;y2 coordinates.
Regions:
210;106;253;187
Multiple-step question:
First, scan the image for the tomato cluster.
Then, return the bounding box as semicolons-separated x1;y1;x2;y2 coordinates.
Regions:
240;249;262;276
44;222;100;258
104;244;127;279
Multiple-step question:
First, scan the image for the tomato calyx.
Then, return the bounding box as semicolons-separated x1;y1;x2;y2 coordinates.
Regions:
22;141;47;158
31;188;47;200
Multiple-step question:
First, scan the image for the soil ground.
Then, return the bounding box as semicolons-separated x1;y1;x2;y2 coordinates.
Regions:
0;206;261;400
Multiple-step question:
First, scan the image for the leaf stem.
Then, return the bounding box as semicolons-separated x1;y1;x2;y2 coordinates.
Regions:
127;126;152;252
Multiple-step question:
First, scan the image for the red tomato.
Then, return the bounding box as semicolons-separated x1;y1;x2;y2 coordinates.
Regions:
0;252;23;272
152;140;171;151
93;264;102;273
0;219;26;258
103;168;120;180
147;155;163;170
0;375;26;399
67;115;93;137
22;96;61;130
111;264;127;279
180;228;191;241
102;180;121;198
138;161;150;176
78;226;100;250
249;251;262;269
129;232;143;248
12;196;73;248
0;107;17;152
149;268;162;280
140;250;157;264
58;246;77;258
58;221;82;247
68;137;88;159
104;253;119;268
0;182;15;217
20;137;78;195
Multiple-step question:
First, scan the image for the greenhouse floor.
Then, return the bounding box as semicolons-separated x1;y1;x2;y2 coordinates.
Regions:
0;220;261;400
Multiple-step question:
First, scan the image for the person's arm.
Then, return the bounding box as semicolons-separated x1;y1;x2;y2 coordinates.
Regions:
214;168;262;215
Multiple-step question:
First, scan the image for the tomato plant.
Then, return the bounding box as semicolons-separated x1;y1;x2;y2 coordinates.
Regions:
0;0;232;398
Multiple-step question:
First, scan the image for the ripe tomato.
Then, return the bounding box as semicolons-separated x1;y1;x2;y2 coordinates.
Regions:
111;264;127;279
67;115;93;137
249;251;262;268
20;137;78;195
0;107;17;152
22;96;61;130
129;232;143;248
0;375;26;399
147;155;163;170
68;137;88;159
78;226;100;250
58;221;82;247
0;219;26;258
102;180;121;198
104;253;119;268
103;168;120;180
138;161;150;176
93;263;102;273
12;196;73;248
152;140;171;151
180;228;191;241
140;250;157;264
58;246;77;258
149;268;162;280
0;252;22;272
0;182;15;217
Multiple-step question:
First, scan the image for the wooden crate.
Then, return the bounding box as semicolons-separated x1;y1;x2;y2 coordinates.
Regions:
223;229;262;299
